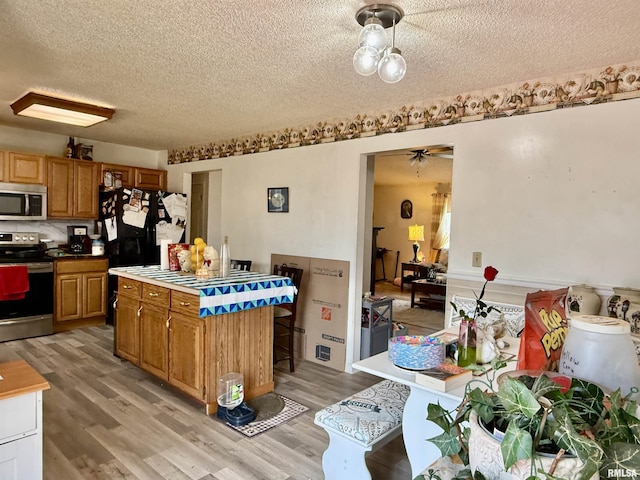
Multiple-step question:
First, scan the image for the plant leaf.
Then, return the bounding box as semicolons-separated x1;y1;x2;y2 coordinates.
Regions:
600;442;640;477
550;407;603;480
468;388;497;424
501;419;533;470
428;428;462;457
497;377;540;418
427;402;452;432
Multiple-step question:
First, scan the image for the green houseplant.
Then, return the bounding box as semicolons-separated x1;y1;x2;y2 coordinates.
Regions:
424;359;640;480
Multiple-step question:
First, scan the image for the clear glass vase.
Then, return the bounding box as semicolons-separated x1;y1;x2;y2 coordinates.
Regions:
457;318;477;367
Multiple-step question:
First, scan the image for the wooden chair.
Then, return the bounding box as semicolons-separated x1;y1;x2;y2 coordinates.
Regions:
230;259;252;271
272;264;303;372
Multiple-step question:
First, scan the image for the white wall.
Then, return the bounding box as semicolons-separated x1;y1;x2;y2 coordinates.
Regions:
0;125;163;168
166;98;640;372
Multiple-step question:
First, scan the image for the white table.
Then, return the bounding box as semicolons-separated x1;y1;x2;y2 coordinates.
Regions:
352;331;520;478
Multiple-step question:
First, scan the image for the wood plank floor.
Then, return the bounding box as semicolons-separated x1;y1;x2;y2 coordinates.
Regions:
0;326;413;479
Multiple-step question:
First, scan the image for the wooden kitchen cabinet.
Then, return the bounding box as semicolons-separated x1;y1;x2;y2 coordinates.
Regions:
98;163;166;190
168;306;205;399
0;151;5;181
139;284;170;380
134;167;167;190
7;152;46;184
115;281;142;365
46;156;99;219
54;258;108;332
99;162;134;187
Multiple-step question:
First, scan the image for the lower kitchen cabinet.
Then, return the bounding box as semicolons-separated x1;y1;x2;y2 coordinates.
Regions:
54;258;108;332
168;310;205;399
140;302;169;379
115;294;141;365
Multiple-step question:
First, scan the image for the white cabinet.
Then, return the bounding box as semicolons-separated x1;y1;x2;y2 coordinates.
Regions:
0;361;49;480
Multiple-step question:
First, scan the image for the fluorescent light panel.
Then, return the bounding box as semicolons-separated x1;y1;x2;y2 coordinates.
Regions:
10;92;115;127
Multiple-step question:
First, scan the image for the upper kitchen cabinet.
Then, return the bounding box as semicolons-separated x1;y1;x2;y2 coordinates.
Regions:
134;167;167;190
46;156;99;219
0;151;5;182
7;152;46;184
98;163;166;191
99;162;134;188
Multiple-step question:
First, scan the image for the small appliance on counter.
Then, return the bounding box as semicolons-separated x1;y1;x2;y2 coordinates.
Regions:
67;226;90;254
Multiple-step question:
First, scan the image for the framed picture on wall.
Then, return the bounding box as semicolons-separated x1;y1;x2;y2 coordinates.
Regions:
400;199;412;219
268;187;289;212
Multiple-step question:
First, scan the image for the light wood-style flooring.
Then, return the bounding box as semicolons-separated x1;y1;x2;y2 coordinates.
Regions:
0;326;412;479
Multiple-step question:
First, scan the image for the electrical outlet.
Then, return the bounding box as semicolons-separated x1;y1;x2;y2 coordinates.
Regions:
472;252;482;267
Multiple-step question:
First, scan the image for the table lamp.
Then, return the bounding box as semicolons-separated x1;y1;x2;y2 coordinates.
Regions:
408;225;424;263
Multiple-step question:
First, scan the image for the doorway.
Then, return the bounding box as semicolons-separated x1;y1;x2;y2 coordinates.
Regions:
190;172;209;239
368;146;453;336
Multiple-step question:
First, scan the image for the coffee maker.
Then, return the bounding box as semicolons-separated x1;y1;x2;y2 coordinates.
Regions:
67;225;90;254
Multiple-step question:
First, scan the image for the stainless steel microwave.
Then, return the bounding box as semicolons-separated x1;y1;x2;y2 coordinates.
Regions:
0;182;47;220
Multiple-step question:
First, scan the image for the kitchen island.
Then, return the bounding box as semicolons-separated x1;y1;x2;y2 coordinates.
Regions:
109;266;296;414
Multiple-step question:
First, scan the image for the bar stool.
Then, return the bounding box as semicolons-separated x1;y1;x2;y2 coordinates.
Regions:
272;264;303;372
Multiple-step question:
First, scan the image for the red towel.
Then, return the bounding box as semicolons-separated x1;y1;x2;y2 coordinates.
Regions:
0;265;29;301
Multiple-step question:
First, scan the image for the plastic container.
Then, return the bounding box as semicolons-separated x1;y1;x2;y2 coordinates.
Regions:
559;315;640;397
91;238;104;256
217;372;244;410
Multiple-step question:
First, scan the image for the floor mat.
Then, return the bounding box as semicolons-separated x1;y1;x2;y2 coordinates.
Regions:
220;394;309;438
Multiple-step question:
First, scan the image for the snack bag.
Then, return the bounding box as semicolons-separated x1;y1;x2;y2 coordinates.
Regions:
168;243;189;271
517;288;569;371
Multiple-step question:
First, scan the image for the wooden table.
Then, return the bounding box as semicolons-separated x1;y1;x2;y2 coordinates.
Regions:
352;331;520;479
411;279;446;310
400;262;431;292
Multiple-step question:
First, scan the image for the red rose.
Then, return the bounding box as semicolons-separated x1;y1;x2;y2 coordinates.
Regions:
484;266;498;282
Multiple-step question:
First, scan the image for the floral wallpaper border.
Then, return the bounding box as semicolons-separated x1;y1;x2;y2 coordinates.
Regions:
168;62;640;164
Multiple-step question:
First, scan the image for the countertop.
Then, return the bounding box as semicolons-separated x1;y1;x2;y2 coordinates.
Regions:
0;360;50;401
109;265;297;317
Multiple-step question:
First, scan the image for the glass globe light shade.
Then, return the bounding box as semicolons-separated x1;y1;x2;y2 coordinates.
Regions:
353;45;381;76
377;48;406;84
358;20;387;53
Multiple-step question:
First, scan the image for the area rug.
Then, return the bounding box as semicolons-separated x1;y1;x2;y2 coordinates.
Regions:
393;298;445;336
219;393;309;438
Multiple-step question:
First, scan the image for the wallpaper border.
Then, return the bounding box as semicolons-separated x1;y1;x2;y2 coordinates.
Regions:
168;62;640;164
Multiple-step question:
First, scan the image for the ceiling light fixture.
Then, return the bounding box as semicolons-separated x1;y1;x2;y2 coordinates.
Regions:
10;92;115;127
353;4;405;83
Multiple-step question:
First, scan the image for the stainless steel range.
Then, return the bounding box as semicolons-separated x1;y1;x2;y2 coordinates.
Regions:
0;232;53;342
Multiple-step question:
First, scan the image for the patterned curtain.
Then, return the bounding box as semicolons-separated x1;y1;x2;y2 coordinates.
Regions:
428;193;450;262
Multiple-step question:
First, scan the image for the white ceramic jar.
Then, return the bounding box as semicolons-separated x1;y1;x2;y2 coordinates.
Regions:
566;284;601;316
559;315;640;398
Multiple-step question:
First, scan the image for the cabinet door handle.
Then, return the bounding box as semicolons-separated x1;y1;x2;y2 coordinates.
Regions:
137;306;143;317
179;301;191;306
148;292;159;297
123;285;133;289
166;316;171;329
113;297;118;308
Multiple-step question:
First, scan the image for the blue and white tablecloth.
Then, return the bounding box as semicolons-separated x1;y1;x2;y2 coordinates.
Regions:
109;266;296;317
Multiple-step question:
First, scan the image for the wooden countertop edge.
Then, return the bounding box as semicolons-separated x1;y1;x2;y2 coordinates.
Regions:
0;360;50;401
108;268;199;296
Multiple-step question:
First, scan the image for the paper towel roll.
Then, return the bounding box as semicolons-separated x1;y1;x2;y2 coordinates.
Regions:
160;239;171;270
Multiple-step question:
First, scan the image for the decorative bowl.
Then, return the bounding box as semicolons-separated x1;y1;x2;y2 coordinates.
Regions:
388;335;444;370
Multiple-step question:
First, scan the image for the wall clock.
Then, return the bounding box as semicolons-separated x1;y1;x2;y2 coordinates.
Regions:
268;187;289;212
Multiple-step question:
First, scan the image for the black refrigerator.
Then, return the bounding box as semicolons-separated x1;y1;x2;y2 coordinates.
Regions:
99;187;188;324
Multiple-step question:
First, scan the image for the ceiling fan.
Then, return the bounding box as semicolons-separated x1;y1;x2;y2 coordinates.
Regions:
405;147;453;166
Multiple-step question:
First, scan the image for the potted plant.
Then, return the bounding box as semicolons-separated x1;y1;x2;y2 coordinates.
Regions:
423;360;640;480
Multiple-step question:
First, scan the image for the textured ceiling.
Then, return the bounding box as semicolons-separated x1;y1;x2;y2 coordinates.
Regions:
1;0;640;153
